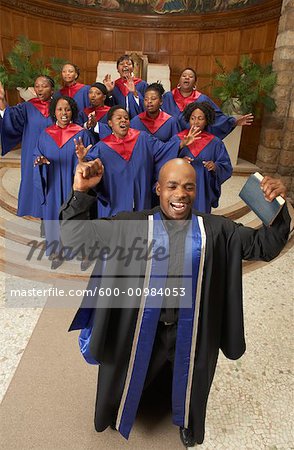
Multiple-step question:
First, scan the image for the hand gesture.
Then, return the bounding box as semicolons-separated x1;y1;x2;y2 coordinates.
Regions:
74;137;93;162
179;126;202;149
73;158;104;192
125;74;137;96
203;160;216;172
34;155;50;166
86;112;97;129
260;176;287;201
103;74;114;93
236;113;254;127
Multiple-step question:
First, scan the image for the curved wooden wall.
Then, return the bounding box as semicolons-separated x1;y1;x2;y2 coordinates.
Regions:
0;0;282;162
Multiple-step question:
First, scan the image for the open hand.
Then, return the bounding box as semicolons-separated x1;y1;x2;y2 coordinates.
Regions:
203;160;216;172
74;136;93;162
73;158;104;192
236;113;254;127
103;74;114;93
34;155;50;166
179;126;202;149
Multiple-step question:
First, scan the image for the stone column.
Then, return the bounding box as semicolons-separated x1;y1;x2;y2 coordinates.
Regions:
256;0;294;202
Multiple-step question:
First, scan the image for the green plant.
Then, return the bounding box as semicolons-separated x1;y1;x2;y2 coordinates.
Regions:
212;55;277;117
0;35;66;89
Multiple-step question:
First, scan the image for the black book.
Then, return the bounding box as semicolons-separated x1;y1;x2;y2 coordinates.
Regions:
239;172;285;226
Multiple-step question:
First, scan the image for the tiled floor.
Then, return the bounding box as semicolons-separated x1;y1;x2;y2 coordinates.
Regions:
0;165;293;449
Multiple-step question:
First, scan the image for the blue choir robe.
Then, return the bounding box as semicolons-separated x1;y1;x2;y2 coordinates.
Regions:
77;105;111;127
110;77;148;119
1;98;53;217
34;124;93;253
162;89;236;140
178;130;233;213
130;110;180;142
85;128;179;217
54;83;91;112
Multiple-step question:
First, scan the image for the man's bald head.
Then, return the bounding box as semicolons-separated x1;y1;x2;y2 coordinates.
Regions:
158;158;196;185
156;158;196;220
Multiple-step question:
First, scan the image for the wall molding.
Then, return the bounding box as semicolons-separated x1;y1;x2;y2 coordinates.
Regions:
1;0;282;30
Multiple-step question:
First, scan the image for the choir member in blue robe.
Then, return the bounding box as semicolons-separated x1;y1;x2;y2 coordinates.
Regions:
75;105;199;218
34;96;93;268
54;63;90;112
130;82;180;142
162;67;254;139
0;76;55;218
102;55;148;119
177;101;232;213
77;82;112;143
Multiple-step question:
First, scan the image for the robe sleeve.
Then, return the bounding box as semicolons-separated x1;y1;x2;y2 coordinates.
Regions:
148;133;180;180
84;143;111;206
127;92;144;119
1;103;27;155
208;139;233;208
201;95;236;140
77;110;87;127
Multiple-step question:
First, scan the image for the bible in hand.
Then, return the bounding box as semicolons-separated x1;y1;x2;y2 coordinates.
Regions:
239;172;285;226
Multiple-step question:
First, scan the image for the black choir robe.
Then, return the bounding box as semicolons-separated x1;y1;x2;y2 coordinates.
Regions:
60;191;290;445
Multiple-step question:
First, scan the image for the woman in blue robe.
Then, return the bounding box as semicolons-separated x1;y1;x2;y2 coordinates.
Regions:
77;82;112;143
177;101;233;213
34;95;93;268
102;55;148;119
130;82;180;142
162;67;253;139
0;76;55;218
54;63;90;112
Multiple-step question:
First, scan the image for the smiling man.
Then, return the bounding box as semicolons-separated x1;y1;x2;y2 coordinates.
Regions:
60;158;291;448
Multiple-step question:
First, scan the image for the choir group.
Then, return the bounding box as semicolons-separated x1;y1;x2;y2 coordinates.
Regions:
0;54;254;269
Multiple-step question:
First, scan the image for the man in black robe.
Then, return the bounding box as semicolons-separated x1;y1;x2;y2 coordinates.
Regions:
60;158;291;447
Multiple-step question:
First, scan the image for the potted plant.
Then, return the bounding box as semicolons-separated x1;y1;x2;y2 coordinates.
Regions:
212;55;277;166
0;35;66;100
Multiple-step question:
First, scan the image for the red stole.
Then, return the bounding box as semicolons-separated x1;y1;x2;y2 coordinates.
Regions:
29;98;50;117
115;77;142;97
102;129;140;161
45;123;83;148
83;105;110;122
178;129;214;157
139;111;171;134
60;82;85;98
172;88;202;112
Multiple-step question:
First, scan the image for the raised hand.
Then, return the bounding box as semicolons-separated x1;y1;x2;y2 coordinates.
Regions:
203;160;216;172
74;136;93;162
125;74;137;96
179;126;202;149
73;158;104;192
236;113;254;127
260;176;287;201
86;112;97;129
34;155;50;166
103;74;114;93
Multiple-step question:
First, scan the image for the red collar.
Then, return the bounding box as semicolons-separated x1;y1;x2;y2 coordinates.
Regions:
138;111;171;134
45;123;83;148
172;88;202;112
115;77;142;97
29;98;50;117
83;105;110;122
102;128;140;161
178;129;214;157
60;82;85;98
